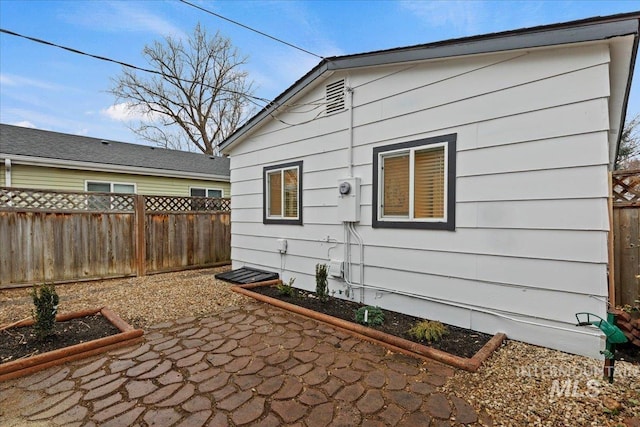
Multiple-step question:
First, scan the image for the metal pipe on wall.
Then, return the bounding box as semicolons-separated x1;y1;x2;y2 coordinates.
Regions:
4;158;11;187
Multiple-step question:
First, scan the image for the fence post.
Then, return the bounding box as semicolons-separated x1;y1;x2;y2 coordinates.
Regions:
135;195;146;277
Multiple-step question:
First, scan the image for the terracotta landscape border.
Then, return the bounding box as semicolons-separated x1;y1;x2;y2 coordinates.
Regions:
0;307;144;381
233;280;506;372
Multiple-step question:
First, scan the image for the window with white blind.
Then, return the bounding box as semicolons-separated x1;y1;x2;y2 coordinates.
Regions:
263;161;303;225
372;134;456;230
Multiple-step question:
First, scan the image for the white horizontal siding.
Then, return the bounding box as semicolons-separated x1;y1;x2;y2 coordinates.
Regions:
363;267;604;324
227;41;614;356
474;98;609;149
458;132;609;176
351;44;608;110
231;233;605;292
233;222;606;263
354;61;609;132
230;127;348;171
458;165;609;201
232;198;608;231
457;199;609;230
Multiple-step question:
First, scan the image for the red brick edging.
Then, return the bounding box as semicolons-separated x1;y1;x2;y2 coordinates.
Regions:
611;308;640;347
0;307;144;382
232;280;506;372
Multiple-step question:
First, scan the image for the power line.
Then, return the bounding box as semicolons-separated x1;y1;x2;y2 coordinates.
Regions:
0;27;273;107
178;0;324;60
0;27;331;128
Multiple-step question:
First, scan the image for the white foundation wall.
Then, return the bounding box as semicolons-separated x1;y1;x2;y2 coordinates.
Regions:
228;41;614;358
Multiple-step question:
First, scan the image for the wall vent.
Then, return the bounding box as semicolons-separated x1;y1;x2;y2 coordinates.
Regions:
325;79;345;115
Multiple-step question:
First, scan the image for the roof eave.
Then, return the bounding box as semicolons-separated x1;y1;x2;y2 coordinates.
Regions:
0;153;230;182
220;14;640;154
611;33;639;169
221;61;332;154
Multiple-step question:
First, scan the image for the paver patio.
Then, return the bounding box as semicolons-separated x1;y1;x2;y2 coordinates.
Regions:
0;303;490;426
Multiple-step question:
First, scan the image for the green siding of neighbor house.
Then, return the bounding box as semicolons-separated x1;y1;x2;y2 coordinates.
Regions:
5;164;230;196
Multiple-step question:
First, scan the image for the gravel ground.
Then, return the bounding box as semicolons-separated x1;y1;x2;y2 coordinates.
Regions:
1;268;638;426
444;341;639;426
0;266;250;329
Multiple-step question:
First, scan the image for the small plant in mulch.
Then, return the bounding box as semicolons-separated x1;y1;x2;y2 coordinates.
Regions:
355;306;384;326
407;320;449;343
315;263;329;303
276;277;297;297
31;283;59;340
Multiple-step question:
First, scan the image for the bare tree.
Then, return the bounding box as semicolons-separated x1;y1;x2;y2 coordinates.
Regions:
616;113;640;170
110;24;254;155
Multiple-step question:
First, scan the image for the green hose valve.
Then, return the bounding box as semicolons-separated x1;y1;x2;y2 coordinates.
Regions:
575;312;628;345
575;312;628;383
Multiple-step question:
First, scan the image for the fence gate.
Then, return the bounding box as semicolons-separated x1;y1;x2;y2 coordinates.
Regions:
612;169;640;307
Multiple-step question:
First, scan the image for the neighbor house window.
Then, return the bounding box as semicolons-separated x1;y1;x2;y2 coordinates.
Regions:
190;187;223;198
190;187;225;211
86;181;135;194
85;181;136;210
263;161;303;225
372;134;456;230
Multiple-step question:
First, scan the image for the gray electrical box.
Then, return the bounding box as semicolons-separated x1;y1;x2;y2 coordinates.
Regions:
328;260;343;278
337;177;361;222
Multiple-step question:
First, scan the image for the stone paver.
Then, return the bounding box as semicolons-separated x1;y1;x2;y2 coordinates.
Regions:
0;302;488;426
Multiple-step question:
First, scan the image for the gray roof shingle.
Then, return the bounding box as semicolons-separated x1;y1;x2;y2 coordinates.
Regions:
0;124;229;178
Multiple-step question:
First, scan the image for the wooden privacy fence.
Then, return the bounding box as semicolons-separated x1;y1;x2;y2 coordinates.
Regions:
612;169;640;307
0;187;231;288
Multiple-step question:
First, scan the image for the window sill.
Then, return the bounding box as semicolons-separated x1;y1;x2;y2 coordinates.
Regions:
263;218;303;226
372;219;455;230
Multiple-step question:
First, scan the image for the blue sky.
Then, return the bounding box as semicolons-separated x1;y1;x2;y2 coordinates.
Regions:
1;0;638;147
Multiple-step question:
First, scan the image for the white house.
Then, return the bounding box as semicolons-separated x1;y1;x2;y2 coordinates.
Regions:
221;13;639;358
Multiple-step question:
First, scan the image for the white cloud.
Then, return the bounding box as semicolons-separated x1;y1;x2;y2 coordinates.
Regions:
268;1;345;58
12;121;36;129
3;109;102;137
400;0;488;35
0;73;64;91
101;102;161;122
63;1;185;39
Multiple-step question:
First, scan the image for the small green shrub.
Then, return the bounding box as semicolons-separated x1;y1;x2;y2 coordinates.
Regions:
315;263;329;303
355;306;385;326
407;320;449;343
31;283;59;340
276;277;296;297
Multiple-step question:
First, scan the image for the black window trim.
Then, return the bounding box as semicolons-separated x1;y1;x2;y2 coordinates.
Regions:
263;160;303;225
372;134;456;231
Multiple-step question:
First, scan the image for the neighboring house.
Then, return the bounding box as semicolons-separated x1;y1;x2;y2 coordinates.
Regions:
0;124;230;197
220;13;639;358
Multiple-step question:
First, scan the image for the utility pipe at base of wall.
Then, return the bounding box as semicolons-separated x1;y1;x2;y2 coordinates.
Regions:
342;221;367;304
333;223;598;337
340;269;601;337
349;222;364;304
